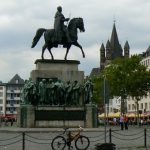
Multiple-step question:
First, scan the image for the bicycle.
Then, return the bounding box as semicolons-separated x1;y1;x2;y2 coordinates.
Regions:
51;126;90;150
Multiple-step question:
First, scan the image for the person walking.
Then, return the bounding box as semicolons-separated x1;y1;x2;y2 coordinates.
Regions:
124;115;128;130
120;115;124;130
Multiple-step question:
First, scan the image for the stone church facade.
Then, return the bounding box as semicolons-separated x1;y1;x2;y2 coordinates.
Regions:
90;23;130;76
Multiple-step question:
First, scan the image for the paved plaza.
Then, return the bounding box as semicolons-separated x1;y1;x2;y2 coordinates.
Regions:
0;124;150;150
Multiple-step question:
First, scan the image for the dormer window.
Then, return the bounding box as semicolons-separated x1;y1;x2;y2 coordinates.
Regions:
15;79;19;84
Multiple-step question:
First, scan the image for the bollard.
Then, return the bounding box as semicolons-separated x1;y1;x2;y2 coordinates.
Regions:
144;128;147;148
109;128;112;143
22;132;25;150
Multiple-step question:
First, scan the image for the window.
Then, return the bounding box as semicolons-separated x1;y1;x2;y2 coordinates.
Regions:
0;100;3;104
10;93;14;99
140;103;143;109
132;104;135;110
128;104;131;110
16;79;19;84
0;87;3;90
0;92;3;97
145;103;148;109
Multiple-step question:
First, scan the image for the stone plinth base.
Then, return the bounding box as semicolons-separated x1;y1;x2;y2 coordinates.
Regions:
30;59;84;84
86;104;98;128
17;105;35;128
17;105;98;128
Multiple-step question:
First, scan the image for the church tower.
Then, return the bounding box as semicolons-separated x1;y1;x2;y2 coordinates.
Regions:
124;41;130;58
106;40;111;64
100;43;105;70
91;22;130;76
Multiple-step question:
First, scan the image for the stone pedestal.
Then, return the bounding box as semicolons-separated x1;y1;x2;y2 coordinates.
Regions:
86;104;98;128
18;59;98;128
18;105;86;128
17;105;98;128
17;105;35;128
30;59;84;84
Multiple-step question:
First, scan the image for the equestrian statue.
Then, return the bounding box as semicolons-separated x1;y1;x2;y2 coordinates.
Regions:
31;6;85;60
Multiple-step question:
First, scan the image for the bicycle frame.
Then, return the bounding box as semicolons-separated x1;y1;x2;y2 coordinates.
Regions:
67;129;81;143
51;126;89;150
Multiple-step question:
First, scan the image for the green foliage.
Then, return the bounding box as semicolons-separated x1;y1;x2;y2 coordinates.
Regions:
90;55;150;114
91;76;104;105
102;55;150;113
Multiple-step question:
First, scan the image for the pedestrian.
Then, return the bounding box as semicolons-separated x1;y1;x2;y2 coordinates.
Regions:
11;119;13;126
120;115;124;130
140;119;143;126
113;117;117;126
124;115;128;130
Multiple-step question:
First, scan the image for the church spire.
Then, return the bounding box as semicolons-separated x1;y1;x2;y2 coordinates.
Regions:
110;23;123;59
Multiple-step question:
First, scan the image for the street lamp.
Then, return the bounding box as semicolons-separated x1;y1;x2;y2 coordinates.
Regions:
103;77;106;143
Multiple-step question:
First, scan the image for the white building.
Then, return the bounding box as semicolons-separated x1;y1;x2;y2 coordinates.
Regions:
109;97;121;113
127;46;150;114
108;46;150;115
0;74;24;119
0;83;6;117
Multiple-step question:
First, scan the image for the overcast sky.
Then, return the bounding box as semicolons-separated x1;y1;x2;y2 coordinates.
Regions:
0;0;150;82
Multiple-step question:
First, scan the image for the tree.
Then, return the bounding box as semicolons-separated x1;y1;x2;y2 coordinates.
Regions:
90;73;110;114
103;55;150;115
126;56;150;122
90;76;104;113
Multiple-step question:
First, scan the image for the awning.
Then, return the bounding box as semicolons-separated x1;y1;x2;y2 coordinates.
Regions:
99;112;120;118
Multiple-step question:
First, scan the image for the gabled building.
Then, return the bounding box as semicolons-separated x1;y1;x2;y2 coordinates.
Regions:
0;74;24;119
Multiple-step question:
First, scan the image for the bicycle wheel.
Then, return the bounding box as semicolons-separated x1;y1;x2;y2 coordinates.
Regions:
51;136;66;150
75;135;90;150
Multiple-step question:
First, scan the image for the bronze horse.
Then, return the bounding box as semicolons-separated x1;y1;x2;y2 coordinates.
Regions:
31;18;85;60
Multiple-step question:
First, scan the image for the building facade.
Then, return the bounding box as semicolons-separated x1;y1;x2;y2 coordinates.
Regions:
0;83;6;117
99;23;130;71
90;22;130;76
0;74;24;119
127;46;150;115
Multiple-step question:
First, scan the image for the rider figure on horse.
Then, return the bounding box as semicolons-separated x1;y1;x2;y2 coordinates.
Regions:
53;6;72;44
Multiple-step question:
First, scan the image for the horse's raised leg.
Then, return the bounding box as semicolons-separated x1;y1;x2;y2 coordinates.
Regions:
64;45;71;60
73;42;85;58
42;44;47;59
48;46;54;60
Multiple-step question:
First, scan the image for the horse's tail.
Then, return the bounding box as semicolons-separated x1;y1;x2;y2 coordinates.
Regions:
31;28;46;48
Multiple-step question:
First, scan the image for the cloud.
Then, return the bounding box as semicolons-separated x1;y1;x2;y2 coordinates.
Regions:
0;0;150;82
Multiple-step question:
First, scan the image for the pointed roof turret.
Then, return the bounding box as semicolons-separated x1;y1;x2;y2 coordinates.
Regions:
106;40;111;48
124;41;130;58
100;43;105;66
124;41;130;49
110;23;122;59
100;43;105;51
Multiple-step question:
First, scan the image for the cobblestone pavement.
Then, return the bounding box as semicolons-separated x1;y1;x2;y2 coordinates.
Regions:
0;124;150;150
